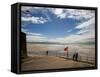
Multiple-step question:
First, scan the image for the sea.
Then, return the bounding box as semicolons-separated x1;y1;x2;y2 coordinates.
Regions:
26;42;95;64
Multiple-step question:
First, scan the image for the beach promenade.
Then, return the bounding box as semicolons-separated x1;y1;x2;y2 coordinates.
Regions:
21;56;94;71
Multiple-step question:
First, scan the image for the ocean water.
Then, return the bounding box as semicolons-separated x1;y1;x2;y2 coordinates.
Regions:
26;43;95;63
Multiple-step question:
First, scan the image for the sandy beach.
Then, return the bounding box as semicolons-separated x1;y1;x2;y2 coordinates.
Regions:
21;56;94;71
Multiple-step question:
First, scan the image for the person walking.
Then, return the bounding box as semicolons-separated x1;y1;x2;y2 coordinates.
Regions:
75;52;78;61
46;51;48;56
73;53;76;61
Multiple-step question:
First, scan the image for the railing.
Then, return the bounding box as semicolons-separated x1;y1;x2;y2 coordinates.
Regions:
54;52;95;64
28;51;95;65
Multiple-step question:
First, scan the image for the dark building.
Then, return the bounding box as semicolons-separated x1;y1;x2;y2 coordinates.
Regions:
21;32;27;58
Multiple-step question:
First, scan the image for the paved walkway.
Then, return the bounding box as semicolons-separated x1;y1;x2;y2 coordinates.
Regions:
21;56;94;71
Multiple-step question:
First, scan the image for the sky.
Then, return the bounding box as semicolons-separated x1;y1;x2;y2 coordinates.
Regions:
21;6;95;44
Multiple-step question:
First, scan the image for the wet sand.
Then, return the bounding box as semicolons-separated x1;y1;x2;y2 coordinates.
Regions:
21;56;94;71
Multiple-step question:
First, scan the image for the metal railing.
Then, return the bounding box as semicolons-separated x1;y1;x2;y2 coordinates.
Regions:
28;51;95;65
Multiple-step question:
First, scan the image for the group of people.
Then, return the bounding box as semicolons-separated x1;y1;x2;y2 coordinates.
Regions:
46;50;79;61
73;52;79;61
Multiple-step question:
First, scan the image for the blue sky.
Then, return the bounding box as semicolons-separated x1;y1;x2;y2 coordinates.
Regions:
21;6;95;44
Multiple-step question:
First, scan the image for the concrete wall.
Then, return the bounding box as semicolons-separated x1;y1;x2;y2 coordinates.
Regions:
21;32;27;58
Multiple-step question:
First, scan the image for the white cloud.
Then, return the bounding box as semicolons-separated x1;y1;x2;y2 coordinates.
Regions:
50;8;66;19
22;16;47;24
21;22;48;42
21;29;46;42
63;17;95;43
49;33;94;44
26;32;42;36
21;6;95;44
27;35;47;42
26;32;47;42
50;8;95;20
75;18;95;29
51;8;66;19
21;6;49;24
21;6;95;23
21;17;95;44
76;29;88;34
64;34;95;43
66;9;94;20
48;17;95;43
76;18;95;36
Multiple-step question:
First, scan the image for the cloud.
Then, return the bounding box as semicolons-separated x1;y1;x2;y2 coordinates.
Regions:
21;6;95;25
48;17;95;44
26;32;42;36
27;35;47;42
50;8;95;21
66;9;94;20
76;18;95;35
22;17;95;44
22;16;47;24
75;18;95;29
50;8;66;19
21;6;95;44
21;6;50;24
26;32;47;42
21;29;47;42
63;17;95;43
76;29;88;34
